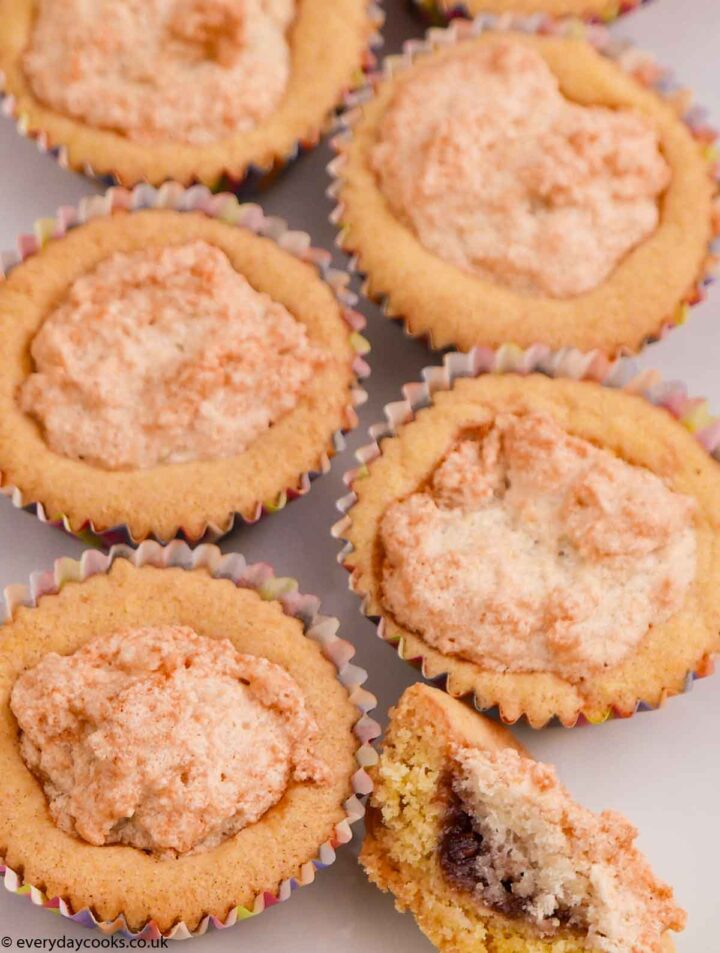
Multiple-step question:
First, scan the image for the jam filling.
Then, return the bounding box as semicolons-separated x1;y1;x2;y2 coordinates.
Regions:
438;790;573;926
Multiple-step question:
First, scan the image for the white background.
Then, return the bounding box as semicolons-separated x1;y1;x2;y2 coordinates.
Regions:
0;1;718;949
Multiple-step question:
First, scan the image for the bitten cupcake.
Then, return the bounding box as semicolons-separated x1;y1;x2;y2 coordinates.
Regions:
0;0;379;188
413;0;651;24
0;542;377;936
335;350;720;727
0;185;367;544
331;21;719;354
362;684;684;953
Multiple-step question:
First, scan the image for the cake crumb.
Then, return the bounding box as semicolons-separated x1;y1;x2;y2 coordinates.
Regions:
23;0;295;144
372;38;670;297
21;239;330;470
380;412;696;679
10;624;328;857
446;745;685;953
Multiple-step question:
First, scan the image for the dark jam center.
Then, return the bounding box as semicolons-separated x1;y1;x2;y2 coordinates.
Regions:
438;792;572;925
438;795;526;918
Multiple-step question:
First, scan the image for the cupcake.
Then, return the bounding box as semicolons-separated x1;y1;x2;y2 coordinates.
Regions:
362;683;684;953
334;347;720;727
0;184;368;545
0;541;378;937
0;0;380;189
331;20;719;355
412;0;651;24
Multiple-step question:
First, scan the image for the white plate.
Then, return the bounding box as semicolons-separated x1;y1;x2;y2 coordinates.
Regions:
0;2;717;949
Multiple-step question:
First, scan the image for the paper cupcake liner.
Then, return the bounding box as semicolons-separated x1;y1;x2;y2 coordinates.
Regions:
0;3;384;192
0;539;380;938
332;343;720;728
0;181;370;548
409;0;653;26
328;15;720;356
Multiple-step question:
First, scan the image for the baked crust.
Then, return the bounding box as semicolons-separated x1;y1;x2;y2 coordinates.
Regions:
361;684;676;953
336;32;715;355
0;0;375;187
0;208;356;541
0;559;360;932
343;374;720;727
